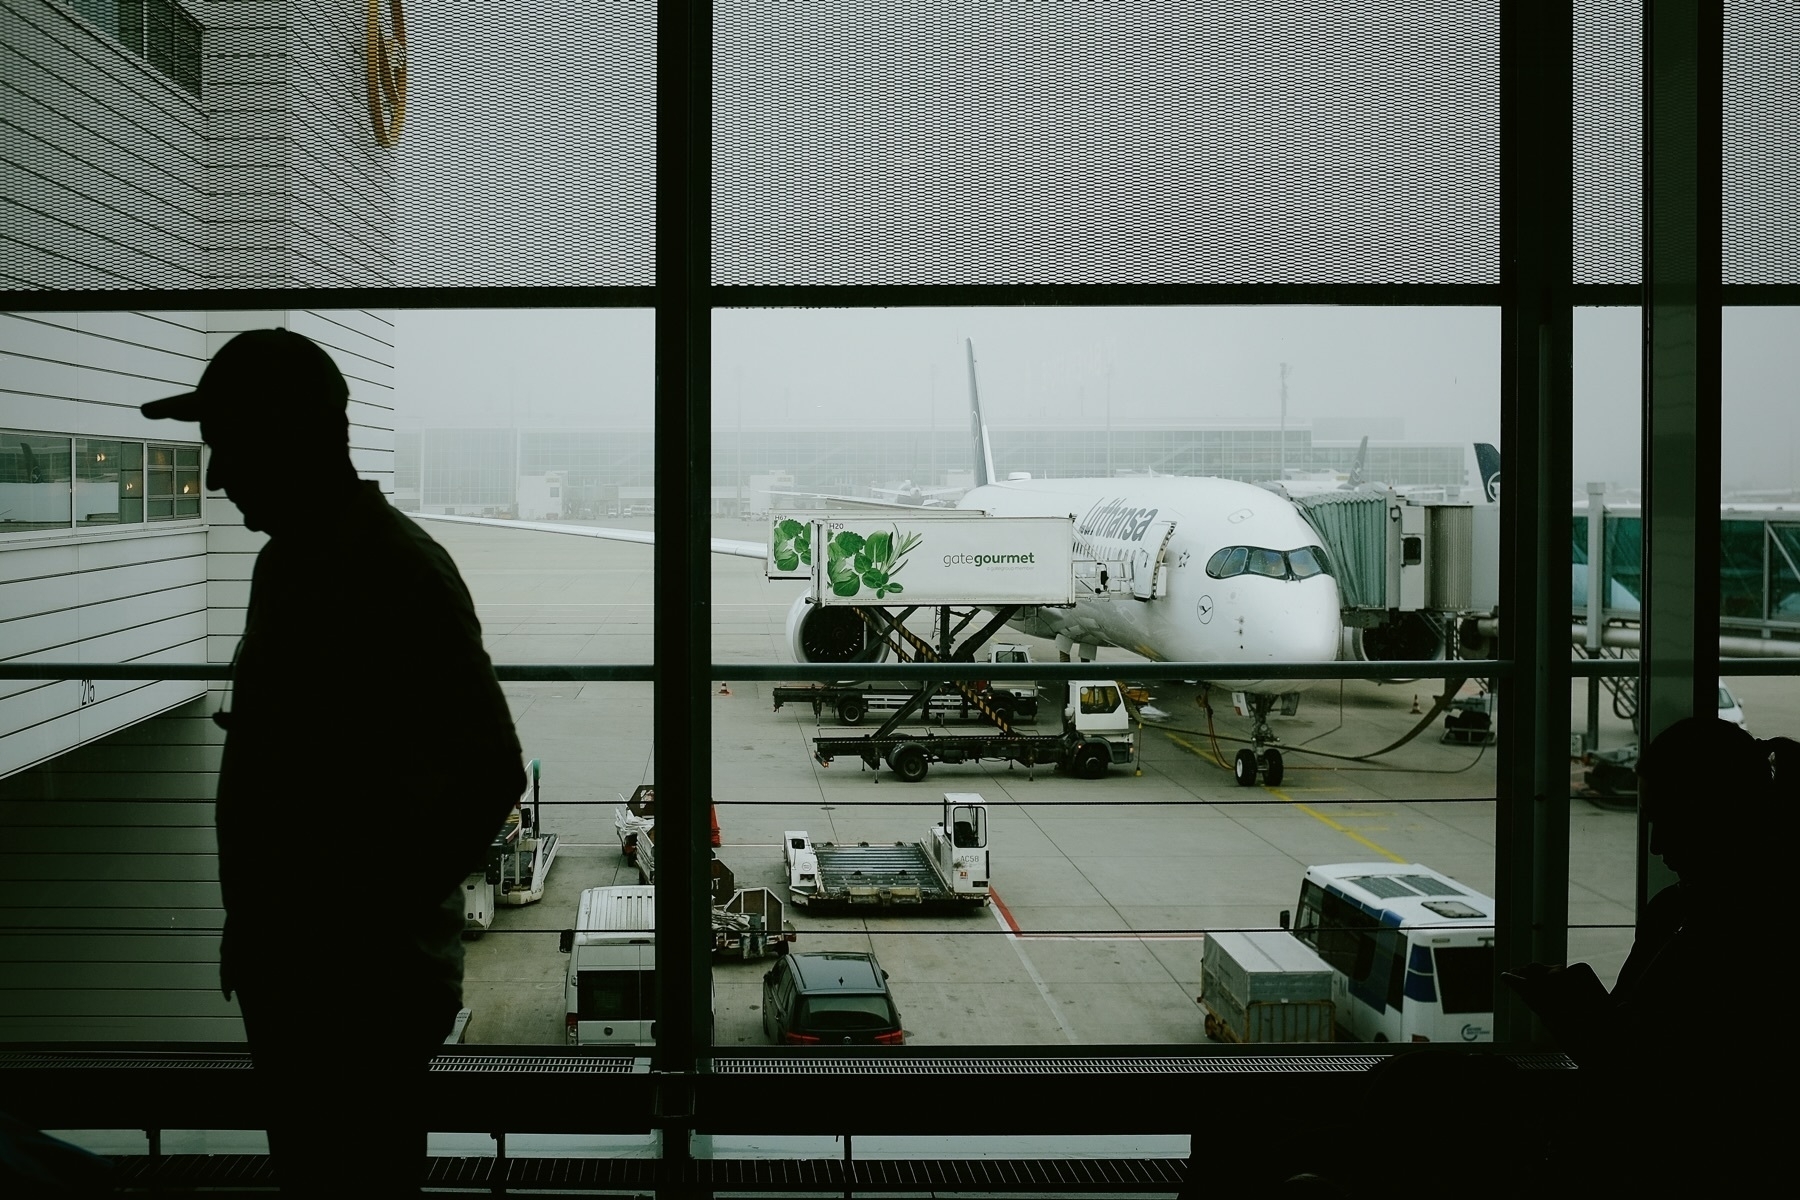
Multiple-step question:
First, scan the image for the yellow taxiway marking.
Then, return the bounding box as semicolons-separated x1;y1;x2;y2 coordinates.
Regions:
1165;732;1406;863
1166;733;1228;770
1270;788;1407;862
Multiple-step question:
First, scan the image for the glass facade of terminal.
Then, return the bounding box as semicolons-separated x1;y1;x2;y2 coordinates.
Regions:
1;0;1794;1183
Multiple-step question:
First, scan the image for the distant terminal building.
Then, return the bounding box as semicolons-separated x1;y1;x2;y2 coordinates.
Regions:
394;424;1476;518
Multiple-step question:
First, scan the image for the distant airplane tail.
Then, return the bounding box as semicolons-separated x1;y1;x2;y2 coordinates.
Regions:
966;339;996;489
1474;442;1501;503
1345;435;1370;489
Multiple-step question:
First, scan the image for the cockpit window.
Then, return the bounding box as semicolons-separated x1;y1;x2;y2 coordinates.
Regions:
1206;545;1336;581
1205;546;1249;577
1247;548;1287;578
1288;546;1331;579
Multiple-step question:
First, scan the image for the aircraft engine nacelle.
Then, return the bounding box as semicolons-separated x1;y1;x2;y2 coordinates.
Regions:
785;593;884;664
1341;612;1451;675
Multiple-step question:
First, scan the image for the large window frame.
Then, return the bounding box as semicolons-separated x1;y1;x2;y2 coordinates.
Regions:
1;0;1781;1180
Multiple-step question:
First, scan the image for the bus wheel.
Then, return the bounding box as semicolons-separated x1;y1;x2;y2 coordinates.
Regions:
837;696;866;725
1233;749;1258;786
1261;749;1285;787
892;745;929;783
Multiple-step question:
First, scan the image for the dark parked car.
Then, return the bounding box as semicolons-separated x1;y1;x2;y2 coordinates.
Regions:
762;950;904;1045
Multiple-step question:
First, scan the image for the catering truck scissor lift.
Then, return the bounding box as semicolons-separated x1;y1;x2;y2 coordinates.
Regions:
805;606;1135;782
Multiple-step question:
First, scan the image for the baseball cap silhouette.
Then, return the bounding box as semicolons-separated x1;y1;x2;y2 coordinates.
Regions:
141;328;349;425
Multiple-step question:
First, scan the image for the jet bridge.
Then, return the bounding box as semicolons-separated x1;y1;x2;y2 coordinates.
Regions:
1295;490;1476;664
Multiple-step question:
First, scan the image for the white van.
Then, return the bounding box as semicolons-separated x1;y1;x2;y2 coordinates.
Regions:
559;886;657;1046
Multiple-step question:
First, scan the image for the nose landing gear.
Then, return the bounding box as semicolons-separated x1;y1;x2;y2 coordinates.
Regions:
1231;691;1285;787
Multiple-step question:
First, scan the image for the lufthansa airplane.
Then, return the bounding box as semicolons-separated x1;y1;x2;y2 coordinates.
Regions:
417;341;1346;785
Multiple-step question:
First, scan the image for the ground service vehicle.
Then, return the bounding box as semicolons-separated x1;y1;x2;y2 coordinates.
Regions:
812;678;1135;782
762;950;904;1045
557;885;658;1047
462;758;559;932
772;643;1042;727
1197;930;1336;1044
613;785;796;958
785;792;990;912
613;783;721;883
1283;862;1496;1043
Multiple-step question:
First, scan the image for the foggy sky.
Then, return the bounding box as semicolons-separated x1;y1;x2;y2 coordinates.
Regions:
393;306;1800;494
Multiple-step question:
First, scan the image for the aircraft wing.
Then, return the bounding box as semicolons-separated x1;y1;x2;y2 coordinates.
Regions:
411;512;767;560
765;488;954;511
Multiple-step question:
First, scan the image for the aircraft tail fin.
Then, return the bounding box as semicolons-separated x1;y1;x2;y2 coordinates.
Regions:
1474;442;1501;503
966;339;995;489
1345;435;1370;489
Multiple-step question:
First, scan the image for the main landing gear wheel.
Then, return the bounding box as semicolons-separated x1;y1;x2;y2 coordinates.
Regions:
1261;749;1285;787
1234;749;1259;787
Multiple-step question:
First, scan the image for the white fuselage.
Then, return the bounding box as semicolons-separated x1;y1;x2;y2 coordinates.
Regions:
957;476;1342;694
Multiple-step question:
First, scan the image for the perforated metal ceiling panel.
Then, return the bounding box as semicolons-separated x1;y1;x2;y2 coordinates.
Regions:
714;0;1502;287
3;2;1794;294
1725;3;1800;285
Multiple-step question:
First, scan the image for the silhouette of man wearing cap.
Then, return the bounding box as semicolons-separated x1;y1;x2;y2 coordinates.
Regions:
144;328;524;1195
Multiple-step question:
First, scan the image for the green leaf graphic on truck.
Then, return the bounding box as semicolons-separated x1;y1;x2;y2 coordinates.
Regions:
772;519;812;573
825;526;921;599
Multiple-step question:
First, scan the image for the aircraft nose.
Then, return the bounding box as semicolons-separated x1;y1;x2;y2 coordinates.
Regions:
1224;581;1342;662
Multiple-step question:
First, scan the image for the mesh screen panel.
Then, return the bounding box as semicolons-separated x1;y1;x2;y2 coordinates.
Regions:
1;0;656;291
714;0;1501;287
1574;0;1640;286
1725;3;1800;285
4;1;1794;293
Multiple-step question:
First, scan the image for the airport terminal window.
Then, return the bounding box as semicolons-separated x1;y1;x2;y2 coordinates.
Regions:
69;0;202;96
0;432;72;531
76;439;144;527
145;443;201;521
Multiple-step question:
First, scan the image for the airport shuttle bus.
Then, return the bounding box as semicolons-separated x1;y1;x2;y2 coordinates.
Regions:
1286;863;1495;1044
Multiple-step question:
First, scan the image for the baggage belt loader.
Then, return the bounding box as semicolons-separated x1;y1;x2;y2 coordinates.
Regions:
784;793;991;912
462;757;559;932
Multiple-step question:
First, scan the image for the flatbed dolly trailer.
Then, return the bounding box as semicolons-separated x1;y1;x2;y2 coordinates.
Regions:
784;793;990;912
812;679;1136;782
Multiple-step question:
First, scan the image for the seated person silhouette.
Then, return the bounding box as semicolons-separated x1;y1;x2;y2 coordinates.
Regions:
1505;715;1796;1191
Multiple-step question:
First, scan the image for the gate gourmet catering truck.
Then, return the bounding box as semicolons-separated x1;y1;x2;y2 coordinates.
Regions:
784;792;991;912
778;514;1136;780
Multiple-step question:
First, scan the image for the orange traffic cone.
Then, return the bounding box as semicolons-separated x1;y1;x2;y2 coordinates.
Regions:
1411;694;1422;714
718;682;731;696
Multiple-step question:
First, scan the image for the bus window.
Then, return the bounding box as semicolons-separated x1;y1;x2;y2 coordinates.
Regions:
1431;944;1495;1015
